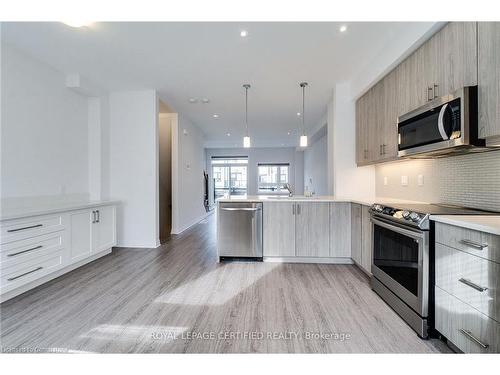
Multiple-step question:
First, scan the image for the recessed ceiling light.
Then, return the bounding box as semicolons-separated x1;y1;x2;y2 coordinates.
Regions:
62;21;93;28
188;98;197;103
240;30;248;37
226;132;231;137
201;98;210;104
340;25;347;33
287;131;291;135
213;114;219;118
296;112;301;116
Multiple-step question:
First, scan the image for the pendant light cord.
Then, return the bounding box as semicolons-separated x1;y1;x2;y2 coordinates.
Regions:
243;84;250;137
300;82;307;136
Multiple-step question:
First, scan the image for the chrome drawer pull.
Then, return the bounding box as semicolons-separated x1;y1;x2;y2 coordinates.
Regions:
7;266;43;281
459;329;489;349
7;224;43;233
7;245;43;257
458;278;488;292
459;239;488;250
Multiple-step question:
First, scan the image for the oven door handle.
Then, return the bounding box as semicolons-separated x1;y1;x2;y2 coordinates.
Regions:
371;216;425;240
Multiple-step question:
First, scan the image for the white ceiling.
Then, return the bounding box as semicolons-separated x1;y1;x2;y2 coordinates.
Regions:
2;22;434;147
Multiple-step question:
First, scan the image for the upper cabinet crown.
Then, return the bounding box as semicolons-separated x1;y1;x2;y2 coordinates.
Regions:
356;22;500;166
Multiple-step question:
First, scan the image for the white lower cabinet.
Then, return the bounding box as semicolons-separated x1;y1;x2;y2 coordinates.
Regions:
0;204;116;302
263;202;295;257
330;203;352;258
295;202;330;257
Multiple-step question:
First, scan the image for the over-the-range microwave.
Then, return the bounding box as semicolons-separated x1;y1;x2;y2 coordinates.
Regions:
397;86;488;158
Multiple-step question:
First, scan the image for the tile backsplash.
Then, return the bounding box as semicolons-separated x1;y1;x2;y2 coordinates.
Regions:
376;150;500;211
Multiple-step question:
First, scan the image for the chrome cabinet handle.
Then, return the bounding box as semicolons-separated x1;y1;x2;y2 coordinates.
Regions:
292;204;295;215
297;204;301;215
220;207;261;211
7;224;43;233
96;210;100;223
460;239;488;250
459;278;488;292
433;84;439;98
92;211;96;223
364;149;368;159
459;329;489;349
379;144;382;156
427;86;434;101
7;245;43;257
7;267;43;281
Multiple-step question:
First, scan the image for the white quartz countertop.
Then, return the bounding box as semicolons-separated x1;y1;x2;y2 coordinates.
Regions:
217;195;427;207
430;215;500;236
1;199;120;221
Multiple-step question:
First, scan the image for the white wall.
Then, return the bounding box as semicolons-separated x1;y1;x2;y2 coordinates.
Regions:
329;82;376;200
171;113;207;234
1;43;89;199
205;147;304;204
108;90;159;248
304;134;328;195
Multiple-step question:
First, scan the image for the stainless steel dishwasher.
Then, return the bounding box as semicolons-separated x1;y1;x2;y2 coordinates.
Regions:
217;202;263;261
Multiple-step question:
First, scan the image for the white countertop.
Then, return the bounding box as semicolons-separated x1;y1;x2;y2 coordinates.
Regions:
1;199;120;221
430;215;500;236
217;195;427;207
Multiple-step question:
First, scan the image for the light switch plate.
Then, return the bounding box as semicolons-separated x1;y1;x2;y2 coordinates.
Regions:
401;175;409;186
418;174;424;186
383;176;388;186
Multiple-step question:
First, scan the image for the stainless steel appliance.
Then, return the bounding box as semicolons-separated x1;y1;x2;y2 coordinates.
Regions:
217;202;263;261
370;203;496;338
397;86;487;158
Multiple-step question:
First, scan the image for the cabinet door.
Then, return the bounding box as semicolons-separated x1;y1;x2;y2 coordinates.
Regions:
69;210;92;262
380;71;399;160
478;22;500;141
329;203;351;258
436;22;478;97
295;202;330;258
356;95;369;164
351;204;362;265
92;206;116;254
361;205;373;274
263;202;295;257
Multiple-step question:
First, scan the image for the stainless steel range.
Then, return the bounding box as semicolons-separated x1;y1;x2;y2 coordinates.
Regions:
369;203;496;339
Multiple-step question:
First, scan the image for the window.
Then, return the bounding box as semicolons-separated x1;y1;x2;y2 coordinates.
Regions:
211;157;248;200
257;164;290;194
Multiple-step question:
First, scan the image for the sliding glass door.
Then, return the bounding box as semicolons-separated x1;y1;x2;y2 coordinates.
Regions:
211;157;248;201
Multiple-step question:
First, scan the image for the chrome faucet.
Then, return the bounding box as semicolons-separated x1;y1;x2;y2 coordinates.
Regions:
283;183;293;197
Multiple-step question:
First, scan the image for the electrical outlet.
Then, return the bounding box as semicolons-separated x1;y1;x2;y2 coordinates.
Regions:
383;176;388;186
401;175;409;186
418;174;424;186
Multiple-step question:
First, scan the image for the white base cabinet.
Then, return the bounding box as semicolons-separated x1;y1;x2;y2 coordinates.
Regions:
0;204;116;302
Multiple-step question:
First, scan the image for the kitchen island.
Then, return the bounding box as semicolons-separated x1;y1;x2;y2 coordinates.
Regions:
217;195;423;271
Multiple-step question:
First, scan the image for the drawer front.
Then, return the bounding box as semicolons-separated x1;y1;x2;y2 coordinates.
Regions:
0;232;65;269
0;250;65;294
435;286;500;353
1;214;65;245
435;222;500;263
436;243;500;322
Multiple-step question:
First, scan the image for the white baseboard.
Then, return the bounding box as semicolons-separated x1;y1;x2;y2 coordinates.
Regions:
171;211;213;235
1;248;112;303
263;257;354;264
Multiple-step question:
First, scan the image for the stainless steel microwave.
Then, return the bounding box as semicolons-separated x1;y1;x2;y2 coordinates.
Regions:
397;86;487;158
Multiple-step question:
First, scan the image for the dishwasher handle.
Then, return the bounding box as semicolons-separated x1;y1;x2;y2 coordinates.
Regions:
220;207;261;212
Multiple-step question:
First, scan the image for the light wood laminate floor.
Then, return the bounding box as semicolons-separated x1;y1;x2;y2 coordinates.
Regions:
0;213;450;353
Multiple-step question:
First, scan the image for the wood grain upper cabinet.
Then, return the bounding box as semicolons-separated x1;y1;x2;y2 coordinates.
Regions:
478;22;500;143
295;202;330;258
263;202;296;257
380;70;399;160
329;203;351;258
435;22;478;97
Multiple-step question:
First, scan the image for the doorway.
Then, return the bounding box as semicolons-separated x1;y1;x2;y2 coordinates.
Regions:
211;157;248;201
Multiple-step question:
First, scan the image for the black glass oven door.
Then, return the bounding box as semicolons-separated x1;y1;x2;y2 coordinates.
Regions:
371;217;428;316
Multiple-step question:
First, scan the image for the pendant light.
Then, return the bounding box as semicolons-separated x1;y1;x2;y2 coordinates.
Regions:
243;84;251;148
299;82;308;147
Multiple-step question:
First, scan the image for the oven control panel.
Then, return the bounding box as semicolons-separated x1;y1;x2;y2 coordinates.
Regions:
370;204;428;229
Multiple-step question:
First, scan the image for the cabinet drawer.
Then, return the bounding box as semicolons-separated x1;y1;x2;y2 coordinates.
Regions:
435;222;500;263
1;214;65;245
0;250;65;294
0;232;65;269
435;286;500;353
436;243;500;322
